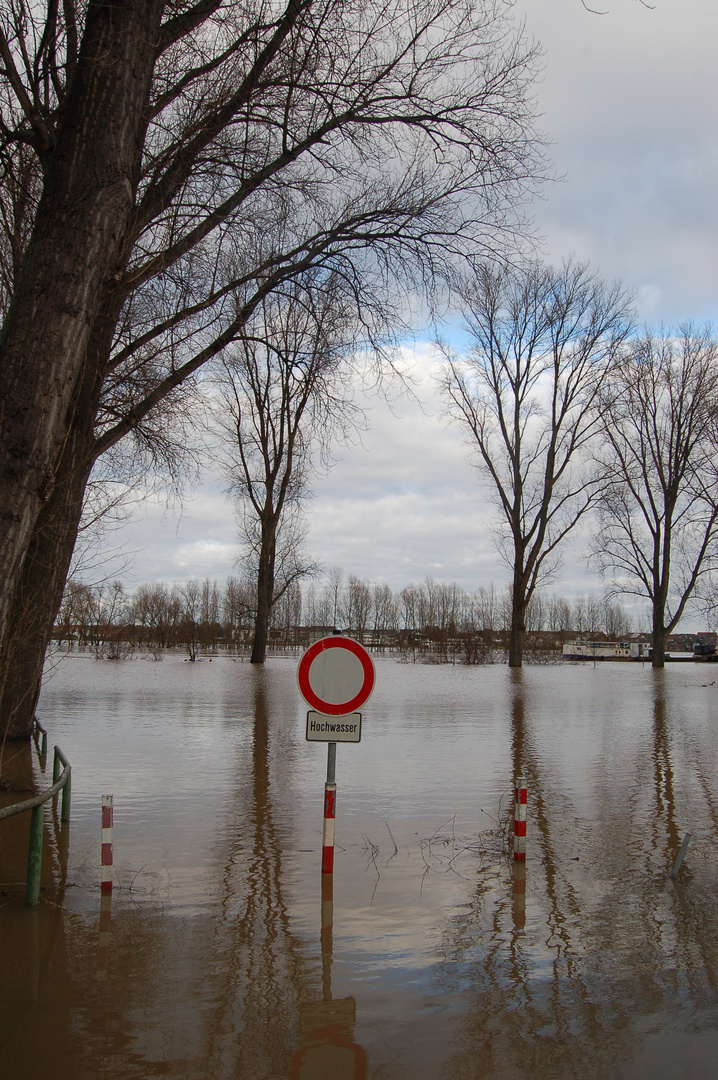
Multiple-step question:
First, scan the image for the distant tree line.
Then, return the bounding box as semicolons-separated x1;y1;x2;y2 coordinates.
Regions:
53;571;635;664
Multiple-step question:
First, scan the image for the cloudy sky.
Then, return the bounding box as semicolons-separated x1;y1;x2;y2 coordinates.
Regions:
102;0;718;611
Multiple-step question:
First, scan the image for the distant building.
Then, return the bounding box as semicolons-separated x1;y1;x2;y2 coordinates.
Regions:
562;640;650;661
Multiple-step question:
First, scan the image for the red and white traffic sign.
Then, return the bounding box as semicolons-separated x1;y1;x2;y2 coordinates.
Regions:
297;635;375;716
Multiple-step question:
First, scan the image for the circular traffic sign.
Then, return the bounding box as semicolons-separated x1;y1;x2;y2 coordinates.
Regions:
297;636;375;716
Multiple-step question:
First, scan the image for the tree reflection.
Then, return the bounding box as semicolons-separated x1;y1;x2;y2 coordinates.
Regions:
437;668;718;1079
200;669;309;1077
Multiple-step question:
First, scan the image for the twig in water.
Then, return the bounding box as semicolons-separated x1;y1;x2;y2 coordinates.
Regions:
361;834;380;875
128;864;147;896
361;833;381;904
385;821;399;867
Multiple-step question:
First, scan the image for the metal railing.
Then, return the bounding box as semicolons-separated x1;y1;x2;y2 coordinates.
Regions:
0;718;71;905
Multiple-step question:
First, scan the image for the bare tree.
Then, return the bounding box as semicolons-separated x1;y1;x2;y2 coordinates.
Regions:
399;583;420;632
201;578;221;628
131;582;177;651
439;259;632;666
585;592;604;635
55;580;95;648
1;0;543;737
525;591;546;631
270;580;302;647
602;599;633;640
593;327;718;667
474;583;499;631
546;593;571;633
372;583;397;650
176;579;202;660
572;593;588;634
223;574;255;646
302;577;334;628
325;566;344;630
92;581;131;659
214;274;362;662
345;575;372;643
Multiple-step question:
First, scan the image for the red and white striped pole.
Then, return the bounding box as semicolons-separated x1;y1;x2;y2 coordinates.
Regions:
321;741;337;875
320;871;334;999
322;782;337;875
96;891;113;981
101;795;113;892
97;795;114;980
512;861;526;929
513;777;527;861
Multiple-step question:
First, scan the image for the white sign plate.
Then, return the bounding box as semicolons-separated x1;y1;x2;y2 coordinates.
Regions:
306;711;362;743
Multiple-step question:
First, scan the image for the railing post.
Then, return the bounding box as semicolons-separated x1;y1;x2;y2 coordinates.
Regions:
26;804;44;906
61;765;71;823
53;746;71;822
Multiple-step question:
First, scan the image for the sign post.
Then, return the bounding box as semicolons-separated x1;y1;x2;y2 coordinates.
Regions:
298;635;375;874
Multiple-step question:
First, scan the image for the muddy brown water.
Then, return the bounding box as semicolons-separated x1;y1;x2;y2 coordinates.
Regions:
1;655;718;1079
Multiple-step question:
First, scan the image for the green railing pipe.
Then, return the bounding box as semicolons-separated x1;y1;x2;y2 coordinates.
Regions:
0;731;71;905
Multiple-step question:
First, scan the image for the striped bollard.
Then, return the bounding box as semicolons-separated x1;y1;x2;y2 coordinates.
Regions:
513;777;527;861
96;891;113;981
512;861;526;929
322;783;337;875
101;795;113;892
321;872;334;1000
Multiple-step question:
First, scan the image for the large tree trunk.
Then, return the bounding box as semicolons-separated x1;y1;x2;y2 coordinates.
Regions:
250;521;277;665
651;604;667;669
508;571;528;669
0;446;92;741
0;0;163;722
1;285;122;742
0;317;106;741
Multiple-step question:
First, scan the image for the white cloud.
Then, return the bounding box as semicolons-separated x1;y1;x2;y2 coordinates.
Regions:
516;0;718;323
303;344;499;588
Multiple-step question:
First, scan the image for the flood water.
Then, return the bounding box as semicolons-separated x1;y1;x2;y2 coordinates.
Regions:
2;655;718;1079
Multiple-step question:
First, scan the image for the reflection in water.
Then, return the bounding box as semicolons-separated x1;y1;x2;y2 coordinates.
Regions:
96;891;112;980
2;659;718;1078
439;668;718;1079
443;670;608;1078
511;860;526;931
651;671;682;863
203;671;365;1079
202;672;308;1078
289;873;368;1080
509;672;527;932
